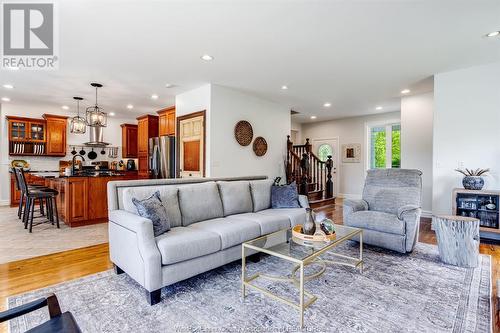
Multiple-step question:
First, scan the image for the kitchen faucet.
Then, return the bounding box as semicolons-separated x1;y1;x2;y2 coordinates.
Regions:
72;154;86;176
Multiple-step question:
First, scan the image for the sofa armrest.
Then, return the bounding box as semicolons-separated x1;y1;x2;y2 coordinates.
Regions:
343;199;368;217
298;195;310;208
397;205;420;219
108;210;162;291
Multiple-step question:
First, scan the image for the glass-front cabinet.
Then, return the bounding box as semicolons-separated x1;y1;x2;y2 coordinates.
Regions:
10;121;27;140
29;122;45;141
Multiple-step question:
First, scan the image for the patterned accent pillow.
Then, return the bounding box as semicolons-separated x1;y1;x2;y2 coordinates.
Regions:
271;182;301;209
132;191;171;236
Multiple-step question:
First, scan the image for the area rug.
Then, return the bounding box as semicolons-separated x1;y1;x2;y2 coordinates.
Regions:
7;242;491;333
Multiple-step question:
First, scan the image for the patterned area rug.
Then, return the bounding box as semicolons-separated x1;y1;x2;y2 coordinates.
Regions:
8;242;491;333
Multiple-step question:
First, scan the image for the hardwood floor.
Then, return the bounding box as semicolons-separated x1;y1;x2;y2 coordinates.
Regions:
0;202;498;332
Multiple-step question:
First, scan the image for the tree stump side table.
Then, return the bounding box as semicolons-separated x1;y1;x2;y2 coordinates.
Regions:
433;215;480;268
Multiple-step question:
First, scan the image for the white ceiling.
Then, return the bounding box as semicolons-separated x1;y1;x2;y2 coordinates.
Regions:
1;0;499;123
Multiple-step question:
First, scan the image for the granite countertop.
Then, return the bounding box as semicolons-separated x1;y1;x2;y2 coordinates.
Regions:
31;171;127;178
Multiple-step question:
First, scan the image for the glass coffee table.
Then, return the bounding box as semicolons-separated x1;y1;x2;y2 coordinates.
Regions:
241;224;363;328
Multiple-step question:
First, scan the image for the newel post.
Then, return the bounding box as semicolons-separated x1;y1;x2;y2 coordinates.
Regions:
286;135;292;183
325;155;333;198
299;153;310;196
305;138;311;153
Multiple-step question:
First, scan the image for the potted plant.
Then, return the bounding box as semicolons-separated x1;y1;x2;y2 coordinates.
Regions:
455;168;489;190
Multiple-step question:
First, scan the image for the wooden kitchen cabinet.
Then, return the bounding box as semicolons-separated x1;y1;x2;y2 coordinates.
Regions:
43;114;68;156
136;114;159;178
67;178;89;222
158;106;175;136
121;124;138;158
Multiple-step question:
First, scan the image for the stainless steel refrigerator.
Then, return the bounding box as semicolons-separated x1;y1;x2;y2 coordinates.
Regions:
149;136;176;178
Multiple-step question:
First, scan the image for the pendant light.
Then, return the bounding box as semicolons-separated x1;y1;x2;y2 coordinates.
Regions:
86;83;107;127
70;96;87;134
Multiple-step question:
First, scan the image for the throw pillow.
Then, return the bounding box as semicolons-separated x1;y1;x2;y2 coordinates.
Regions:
271;182;301;209
132;191;171;236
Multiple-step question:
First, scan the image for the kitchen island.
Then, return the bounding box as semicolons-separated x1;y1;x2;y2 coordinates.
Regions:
32;172;138;227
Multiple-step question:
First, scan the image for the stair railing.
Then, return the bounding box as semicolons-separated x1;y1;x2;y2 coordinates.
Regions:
286;136;334;199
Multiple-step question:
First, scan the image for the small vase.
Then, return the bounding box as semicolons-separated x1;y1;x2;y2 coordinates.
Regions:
303;208;316;235
462;176;484;190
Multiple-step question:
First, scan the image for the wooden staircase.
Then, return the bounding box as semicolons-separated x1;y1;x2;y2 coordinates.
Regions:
286;136;336;208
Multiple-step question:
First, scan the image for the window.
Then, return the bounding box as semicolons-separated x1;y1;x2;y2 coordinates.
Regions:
317;144;333;162
368;122;401;169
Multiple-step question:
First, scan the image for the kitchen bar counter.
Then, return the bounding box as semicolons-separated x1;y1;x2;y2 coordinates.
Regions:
31;172;138;227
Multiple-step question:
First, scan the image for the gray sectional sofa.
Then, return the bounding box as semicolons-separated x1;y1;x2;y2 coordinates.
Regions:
107;176;309;305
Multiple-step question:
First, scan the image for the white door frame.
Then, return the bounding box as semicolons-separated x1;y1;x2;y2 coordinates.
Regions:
364;119;400;171
311;137;340;196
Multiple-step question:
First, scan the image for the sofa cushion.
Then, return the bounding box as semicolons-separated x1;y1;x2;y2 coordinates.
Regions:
132;191;171;237
188;217;261;249
249;179;274;212
271;182;301;208
178;182;224;226
123;186;182;227
258;208;306;227
155;227;222;265
217;181;253;216
344;211;405;235
229;212;290;235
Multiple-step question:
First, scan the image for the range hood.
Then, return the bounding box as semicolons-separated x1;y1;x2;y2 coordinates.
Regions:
83;126;110;147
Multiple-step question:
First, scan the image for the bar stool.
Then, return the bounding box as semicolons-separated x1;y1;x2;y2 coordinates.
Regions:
17;168;60;233
11;168;46;220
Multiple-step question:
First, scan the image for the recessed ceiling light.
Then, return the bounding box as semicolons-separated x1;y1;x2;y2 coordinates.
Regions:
109;112;116;116
310;115;317;119
486;31;500;37
201;54;213;61
401;89;410;94
165;83;174;88
2;97;11;102
126;104;134;109
61;105;69;110
281;85;288;90
375;106;383;110
323;102;331;107
151;94;159;100
3;84;14;89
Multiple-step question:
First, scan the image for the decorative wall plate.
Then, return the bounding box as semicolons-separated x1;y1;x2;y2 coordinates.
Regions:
253;136;268;156
234;120;253;146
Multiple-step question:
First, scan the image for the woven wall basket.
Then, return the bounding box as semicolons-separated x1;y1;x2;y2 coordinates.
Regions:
253;136;268;156
234;120;253;146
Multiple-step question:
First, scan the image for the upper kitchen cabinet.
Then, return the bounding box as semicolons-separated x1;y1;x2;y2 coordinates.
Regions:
6;116;51;156
43;114;68;156
158;106;176;136
121;123;138;158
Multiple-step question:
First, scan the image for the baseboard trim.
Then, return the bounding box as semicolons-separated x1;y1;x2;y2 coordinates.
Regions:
0;200;10;207
421;210;432;218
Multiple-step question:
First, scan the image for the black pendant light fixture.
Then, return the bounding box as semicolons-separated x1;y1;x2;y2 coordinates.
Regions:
86;83;107;127
70;96;87;134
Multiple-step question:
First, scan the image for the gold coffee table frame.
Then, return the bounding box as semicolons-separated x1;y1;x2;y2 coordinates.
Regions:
241;225;363;328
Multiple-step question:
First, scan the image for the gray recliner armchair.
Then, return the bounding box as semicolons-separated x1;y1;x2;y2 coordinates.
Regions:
343;169;422;253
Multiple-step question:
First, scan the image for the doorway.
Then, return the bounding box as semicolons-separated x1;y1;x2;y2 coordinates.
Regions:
311;137;339;196
177;111;206;178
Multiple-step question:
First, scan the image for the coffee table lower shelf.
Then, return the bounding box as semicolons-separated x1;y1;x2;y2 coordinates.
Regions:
241;227;363;328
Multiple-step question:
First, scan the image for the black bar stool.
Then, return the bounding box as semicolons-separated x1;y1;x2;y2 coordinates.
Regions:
11;168;46;220
16;168;60;233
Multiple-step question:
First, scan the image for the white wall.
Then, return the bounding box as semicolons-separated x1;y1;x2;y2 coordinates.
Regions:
401;92;433;215
302;111;400;198
175;84;212;175
433;62;500;214
291;120;303;144
0;103;137;204
210;85;290;179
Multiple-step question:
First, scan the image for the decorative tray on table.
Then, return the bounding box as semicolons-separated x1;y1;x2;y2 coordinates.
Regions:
292;224;336;242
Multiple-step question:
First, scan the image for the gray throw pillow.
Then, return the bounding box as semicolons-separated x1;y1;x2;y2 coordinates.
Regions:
271;182;301;209
132;191;171;236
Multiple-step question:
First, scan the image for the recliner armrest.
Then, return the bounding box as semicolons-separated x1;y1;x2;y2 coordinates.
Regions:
344;199;368;212
397;204;420;219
